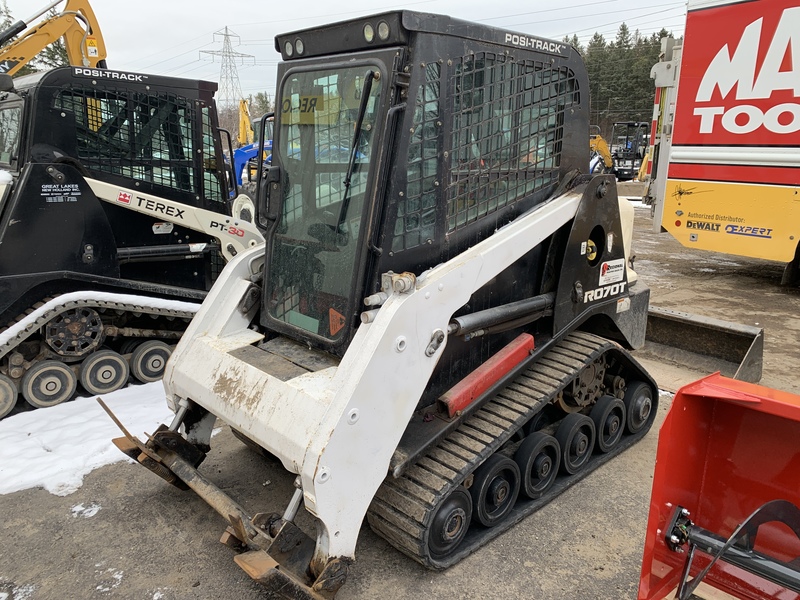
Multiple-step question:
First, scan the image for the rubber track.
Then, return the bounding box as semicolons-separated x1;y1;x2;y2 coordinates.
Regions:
0;296;195;361
366;331;656;570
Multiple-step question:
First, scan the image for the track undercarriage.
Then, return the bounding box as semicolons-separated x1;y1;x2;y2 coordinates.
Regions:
0;292;197;419
372;331;657;567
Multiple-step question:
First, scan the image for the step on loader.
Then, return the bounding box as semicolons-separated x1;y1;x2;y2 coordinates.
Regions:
0;67;263;419
106;12;662;598
638;374;800;600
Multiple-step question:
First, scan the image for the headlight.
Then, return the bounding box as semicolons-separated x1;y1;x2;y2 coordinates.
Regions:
363;23;375;43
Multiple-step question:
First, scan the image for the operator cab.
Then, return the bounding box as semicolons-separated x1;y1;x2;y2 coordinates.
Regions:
259;12;589;356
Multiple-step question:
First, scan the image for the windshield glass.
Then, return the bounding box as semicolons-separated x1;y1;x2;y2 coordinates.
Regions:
0;105;21;166
266;65;383;341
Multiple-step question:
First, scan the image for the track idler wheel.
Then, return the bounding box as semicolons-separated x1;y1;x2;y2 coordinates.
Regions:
21;360;78;408
130;340;172;383
469;454;521;527
79;350;130;395
514;432;561;500
0;373;18;419
590;395;626;453
555;413;596;475
427;485;473;560
622;381;654;434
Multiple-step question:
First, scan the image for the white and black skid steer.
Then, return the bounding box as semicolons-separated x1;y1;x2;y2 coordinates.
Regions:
106;12;659;598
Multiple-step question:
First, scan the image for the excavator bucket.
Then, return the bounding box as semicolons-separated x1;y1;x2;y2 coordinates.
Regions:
638;374;800;600
641;307;764;383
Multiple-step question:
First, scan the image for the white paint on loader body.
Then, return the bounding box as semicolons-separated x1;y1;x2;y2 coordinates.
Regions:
163;191;584;563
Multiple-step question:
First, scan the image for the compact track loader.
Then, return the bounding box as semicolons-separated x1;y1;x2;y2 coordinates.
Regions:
108;12;660;598
0;67;262;418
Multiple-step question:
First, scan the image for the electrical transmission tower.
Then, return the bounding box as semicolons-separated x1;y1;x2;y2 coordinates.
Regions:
201;27;255;144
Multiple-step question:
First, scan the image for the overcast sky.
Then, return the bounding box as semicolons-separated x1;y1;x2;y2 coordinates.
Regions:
8;0;687;103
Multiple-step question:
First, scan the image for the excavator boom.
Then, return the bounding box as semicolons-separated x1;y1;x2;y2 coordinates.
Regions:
0;0;107;76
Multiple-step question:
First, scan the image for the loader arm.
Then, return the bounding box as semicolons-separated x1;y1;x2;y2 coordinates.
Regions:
85;178;265;261
162;187;583;562
0;0;107;76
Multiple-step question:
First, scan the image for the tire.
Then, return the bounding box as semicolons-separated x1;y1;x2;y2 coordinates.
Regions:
130;341;172;383
590;395;626;453
554;413;596;475
21;360;78;408
622;381;654;434
79;350;130;396
514;431;560;500
469;454;521;527
0;373;18;419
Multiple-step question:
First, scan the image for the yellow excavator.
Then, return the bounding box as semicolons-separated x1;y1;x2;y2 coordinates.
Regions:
589;125;614;174
0;0;107;76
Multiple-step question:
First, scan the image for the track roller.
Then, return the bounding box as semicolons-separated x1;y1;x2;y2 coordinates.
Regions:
622;380;654;434
514;432;560;499
130;340;172;383
79;350;130;395
21;360;78;408
427;486;473;560
469;454;520;527
0;373;18;418
590;395;626;453
554;413;595;475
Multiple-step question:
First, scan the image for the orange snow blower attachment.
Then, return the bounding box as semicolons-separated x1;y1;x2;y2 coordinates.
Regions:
638;374;800;600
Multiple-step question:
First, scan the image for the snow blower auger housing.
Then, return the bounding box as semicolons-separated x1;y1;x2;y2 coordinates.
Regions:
107;12;658;598
638;374;800;600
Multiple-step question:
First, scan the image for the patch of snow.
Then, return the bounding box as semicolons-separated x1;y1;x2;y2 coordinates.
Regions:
0;382;173;496
95;567;123;593
152;591;166;600
71;502;102;518
0;582;36;600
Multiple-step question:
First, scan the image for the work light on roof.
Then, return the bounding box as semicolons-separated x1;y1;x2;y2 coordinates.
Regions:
295;38;304;55
284;40;293;57
363;23;375;43
377;21;390;41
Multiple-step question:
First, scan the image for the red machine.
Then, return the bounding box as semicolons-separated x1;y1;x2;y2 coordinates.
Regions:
638;374;800;600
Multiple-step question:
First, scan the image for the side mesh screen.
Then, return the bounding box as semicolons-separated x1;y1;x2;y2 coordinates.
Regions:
448;54;578;232
394;63;441;252
52;86;223;202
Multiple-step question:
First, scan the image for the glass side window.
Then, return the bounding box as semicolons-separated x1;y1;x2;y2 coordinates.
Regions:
54;89;198;195
201;107;224;203
0;106;21;166
266;65;383;341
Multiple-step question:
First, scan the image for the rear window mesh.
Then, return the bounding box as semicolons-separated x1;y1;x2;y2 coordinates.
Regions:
447;53;578;231
52;86;223;202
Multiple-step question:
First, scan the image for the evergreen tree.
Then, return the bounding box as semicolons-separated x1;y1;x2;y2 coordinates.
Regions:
578;23;674;137
249;92;273;117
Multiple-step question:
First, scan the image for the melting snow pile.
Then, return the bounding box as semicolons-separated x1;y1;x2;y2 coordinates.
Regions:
0;383;172;496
